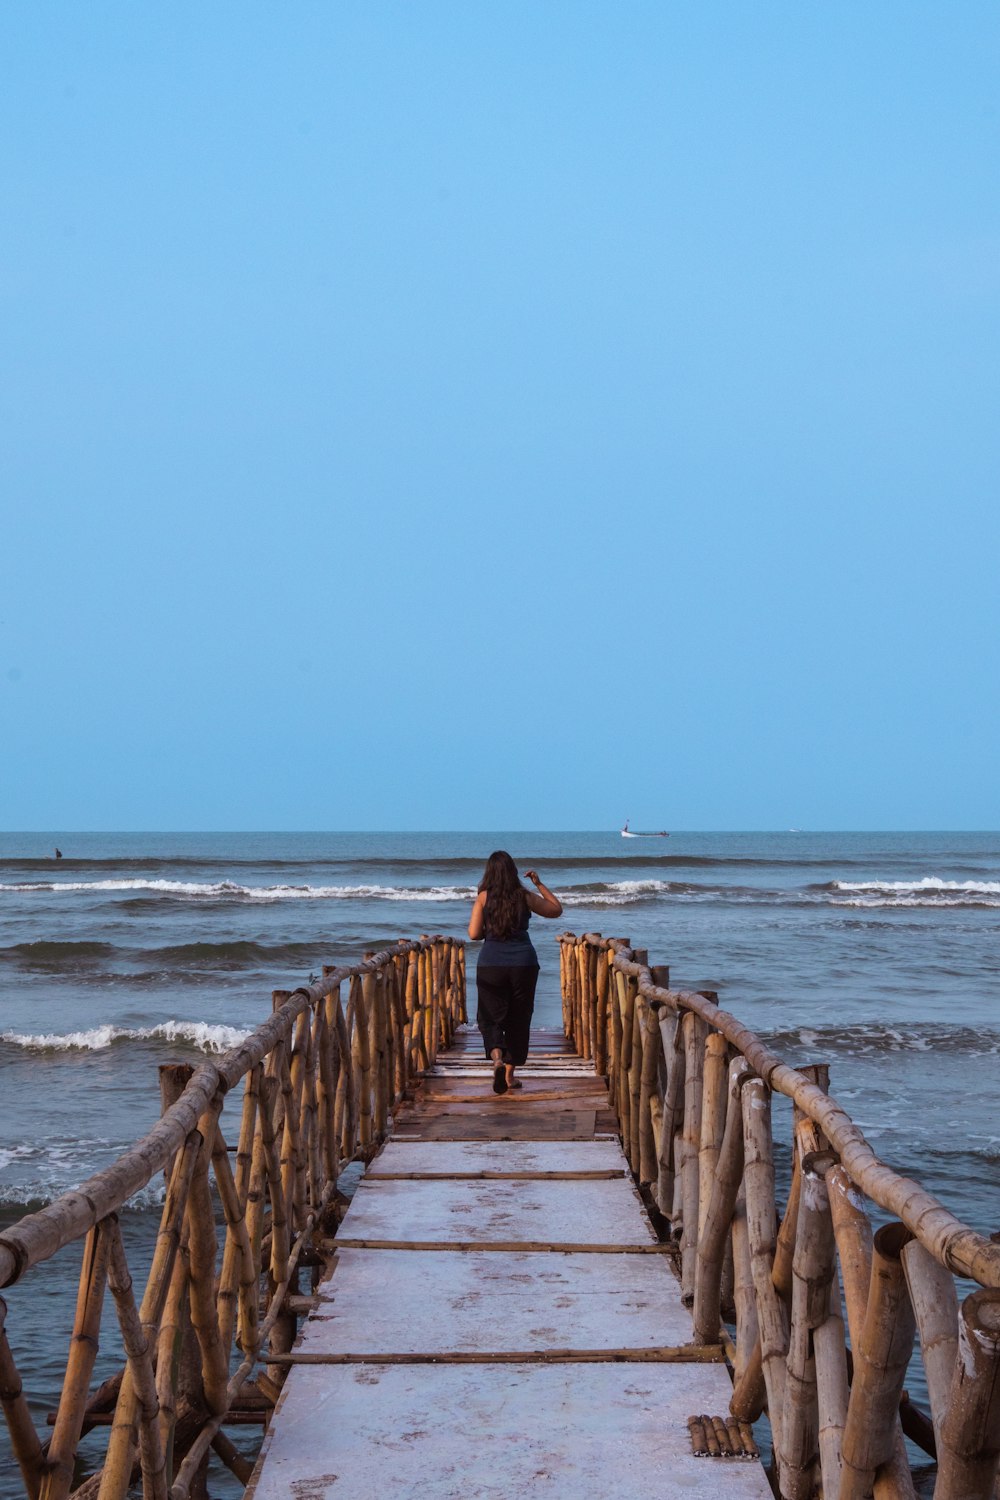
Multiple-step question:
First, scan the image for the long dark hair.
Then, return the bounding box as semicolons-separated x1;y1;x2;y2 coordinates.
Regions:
478;850;528;940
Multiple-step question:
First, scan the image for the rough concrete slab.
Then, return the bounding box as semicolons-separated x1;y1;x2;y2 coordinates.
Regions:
297;1248;691;1353
338;1177;658;1247
368;1140;626;1176
248;1361;772;1500
390;1112;600;1142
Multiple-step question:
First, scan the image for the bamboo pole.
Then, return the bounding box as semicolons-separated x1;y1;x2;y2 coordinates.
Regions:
730;1181;759;1387
41;1222;112;1500
184;1101;229;1418
363;969;386;1141
900;1236;958;1454
407;949;425;1073
933;1289;1000;1500
258;1076;289;1291
655;1006;683;1220
318;989;341;1188
210;1430;253;1485
627;980;642;1173
806;1158;850;1500
211;1126;256;1364
0;1298;45;1500
103;1218;168;1500
814;1267;850;1500
304;1004;323;1209
627;954;648;1170
698;1029;729;1243
575;943;588;1059
595;946;610;1075
559;938;570;1036
840;1223;917;1500
781;1155;837;1500
609;958;624;1116
828;1166;917;1500
154;1156;198;1485
680;1012;708;1302
741;1076;788;1466
334;992;356;1161
615;967;634;1163
389;957;407;1098
638;998;660;1186
350;974;372;1151
423;944;438;1067
692;1057;749;1343
92;1070;199;1499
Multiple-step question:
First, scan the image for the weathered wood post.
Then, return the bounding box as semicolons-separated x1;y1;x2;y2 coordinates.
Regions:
840;1223;917;1500
680;1011;708;1302
595;945;611;1075
0;1297;45;1500
900;1235;958;1458
40;1224;111;1499
781;1152;838;1500
692;1056;748;1344
934;1289;1000;1500
741;1076;788;1472
698;1028;729;1243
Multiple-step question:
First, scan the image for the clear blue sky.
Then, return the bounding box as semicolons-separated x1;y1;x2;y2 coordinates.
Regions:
2;3;998;831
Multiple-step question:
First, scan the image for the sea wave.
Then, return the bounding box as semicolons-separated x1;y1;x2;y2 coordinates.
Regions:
0;940;117;970
0;878;481;902
0;1020;252;1053
561;879;673;906
826;877;1000;910
0;876;679;907
833;877;1000;895
0;1138;167;1213
762;1022;1000;1058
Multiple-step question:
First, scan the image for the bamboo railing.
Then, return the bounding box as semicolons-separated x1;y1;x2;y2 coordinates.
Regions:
0;935;466;1500
559;932;1000;1500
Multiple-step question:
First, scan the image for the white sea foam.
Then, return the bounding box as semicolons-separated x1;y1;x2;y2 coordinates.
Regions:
834;877;1000;895
1;1021;251;1053
0;878;479;902
0;1137;167;1210
831;876;1000;909
0;877;677;906
561;879;672;907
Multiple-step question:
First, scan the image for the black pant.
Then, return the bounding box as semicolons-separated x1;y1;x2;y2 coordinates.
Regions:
476;964;539;1066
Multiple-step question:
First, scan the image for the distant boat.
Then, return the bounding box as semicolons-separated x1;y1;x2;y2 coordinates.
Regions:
621;821;669;838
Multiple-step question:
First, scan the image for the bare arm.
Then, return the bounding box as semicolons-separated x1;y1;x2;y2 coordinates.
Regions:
524;869;563;919
468;889;487;940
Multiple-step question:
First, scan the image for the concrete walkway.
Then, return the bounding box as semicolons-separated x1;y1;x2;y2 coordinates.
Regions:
247;1026;773;1499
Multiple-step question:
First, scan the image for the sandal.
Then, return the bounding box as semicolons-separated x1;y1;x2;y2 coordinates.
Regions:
492;1062;508;1095
508;1077;523;1090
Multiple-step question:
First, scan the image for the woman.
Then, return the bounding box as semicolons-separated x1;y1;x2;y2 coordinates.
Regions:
467;851;563;1094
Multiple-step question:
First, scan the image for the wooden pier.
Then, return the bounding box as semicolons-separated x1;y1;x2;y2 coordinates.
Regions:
3;932;1000;1500
247;1026;771;1499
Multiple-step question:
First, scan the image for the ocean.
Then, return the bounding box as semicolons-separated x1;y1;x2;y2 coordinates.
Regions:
1;830;998;1494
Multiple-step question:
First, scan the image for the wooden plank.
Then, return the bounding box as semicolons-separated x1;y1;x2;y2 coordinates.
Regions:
247;1363;774;1500
268;1347;723;1365
368;1140;626;1176
393;1100;605;1118
298;1247;693;1352
339;1178;658;1247
410;1098;614;1110
419;1076;607;1096
333;1239;674;1254
391;1111;600;1142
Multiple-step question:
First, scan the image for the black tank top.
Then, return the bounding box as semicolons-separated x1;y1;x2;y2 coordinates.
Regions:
479;903;538;967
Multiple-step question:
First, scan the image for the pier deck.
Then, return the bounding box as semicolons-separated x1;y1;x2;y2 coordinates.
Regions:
247;1026;772;1499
